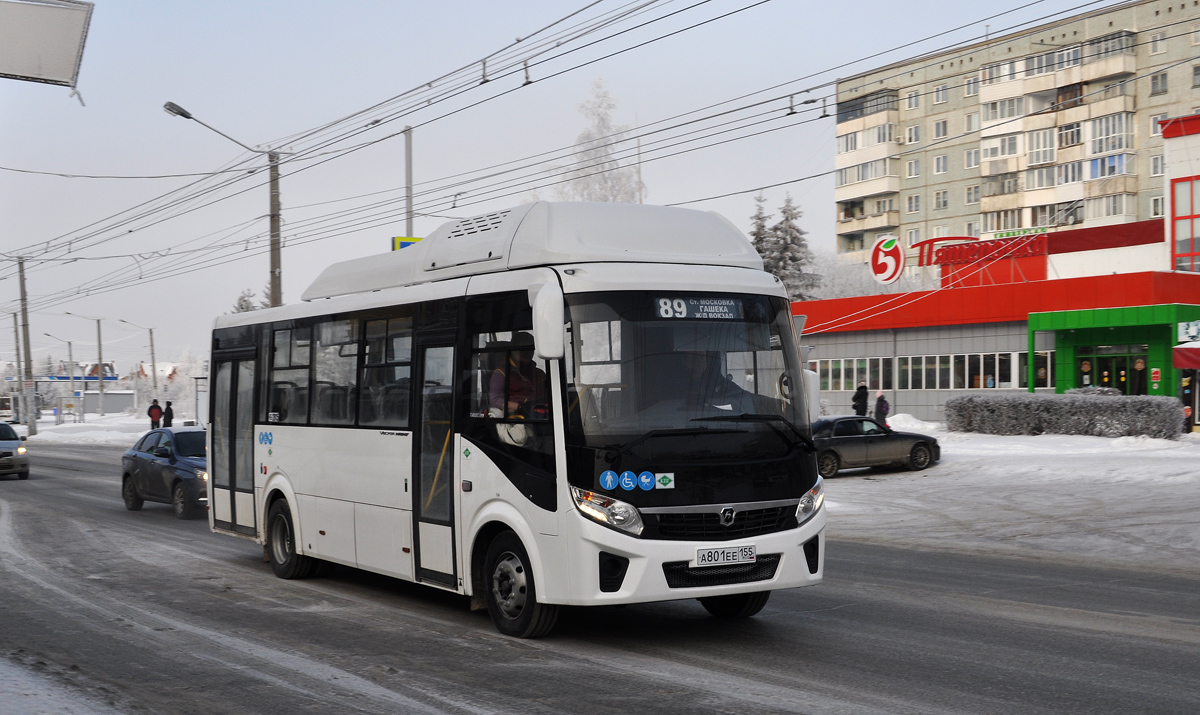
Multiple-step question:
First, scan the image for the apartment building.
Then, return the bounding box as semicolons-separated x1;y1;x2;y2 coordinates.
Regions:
833;0;1200;276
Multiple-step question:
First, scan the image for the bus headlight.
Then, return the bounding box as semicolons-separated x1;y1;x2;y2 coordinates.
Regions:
570;486;643;537
796;478;824;524
194;469;208;481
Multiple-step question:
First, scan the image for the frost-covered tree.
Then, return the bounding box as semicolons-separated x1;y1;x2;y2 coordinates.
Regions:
231;289;258;313
749;194;777;274
259;281;273;309
765;195;820;301
556;80;644;203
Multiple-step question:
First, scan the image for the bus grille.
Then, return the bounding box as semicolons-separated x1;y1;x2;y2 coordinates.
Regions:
662;554;781;589
650;506;795;541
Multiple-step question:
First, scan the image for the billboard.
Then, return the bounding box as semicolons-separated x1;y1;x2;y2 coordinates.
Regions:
0;0;93;87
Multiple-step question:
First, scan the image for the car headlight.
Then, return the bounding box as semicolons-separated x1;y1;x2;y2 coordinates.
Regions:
570;486;643;536
796;477;824;524
194;469;208;481
16;446;26;455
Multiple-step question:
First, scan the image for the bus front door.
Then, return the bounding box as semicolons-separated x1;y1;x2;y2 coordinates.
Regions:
413;343;457;587
210;359;257;536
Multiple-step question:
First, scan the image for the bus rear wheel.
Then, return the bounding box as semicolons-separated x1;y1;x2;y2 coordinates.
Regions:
267;499;315;579
484;531;558;638
699;591;771;619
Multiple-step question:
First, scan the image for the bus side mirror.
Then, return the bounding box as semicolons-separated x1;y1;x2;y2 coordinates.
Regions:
529;282;565;361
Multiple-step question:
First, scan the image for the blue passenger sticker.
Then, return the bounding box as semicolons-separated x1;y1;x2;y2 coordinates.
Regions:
638;471;655;490
600;470;618;490
619;471;637;491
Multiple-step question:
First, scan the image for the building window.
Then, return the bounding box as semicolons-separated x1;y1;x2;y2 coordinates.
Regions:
1193;24;1200;45
1057;122;1082;148
1089;154;1133;180
964;148;980;169
965;221;980;237
1026;166;1056;190
1090;114;1131;155
982;134;1019;159
1026;46;1081;76
836;132;858;154
983;172;1020;197
965;75;980;96
1057;161;1083;185
1194;66;1200;88
906;194;921;213
984;209;1022;232
1152;195;1164;218
907;90;920;109
1086;193;1134;219
933;225;948;238
906;159;921;178
1033;201;1084;227
934;190;949;209
1055;83;1083;110
1150;31;1167;55
981;60;1019;85
1172;178;1200;271
864;123;895;146
934;119;948;139
906;125;921;144
837;89;899;123
934;85;948;104
1086;32;1135;62
907;228;921;244
1151;113;1168;137
1150;72;1168;96
1027;128;1055;165
982;97;1023;122
966;112;980;133
874;197;895;213
1152;155;1165;177
965;185;980;204
835;158;895;187
934;155;948;174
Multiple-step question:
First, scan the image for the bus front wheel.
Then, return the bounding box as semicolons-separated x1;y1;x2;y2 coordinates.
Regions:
267;499;315;579
484;531;558;638
699;591;771;618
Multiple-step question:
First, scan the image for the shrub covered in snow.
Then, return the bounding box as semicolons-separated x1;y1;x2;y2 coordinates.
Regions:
1065;386;1123;396
945;393;1184;439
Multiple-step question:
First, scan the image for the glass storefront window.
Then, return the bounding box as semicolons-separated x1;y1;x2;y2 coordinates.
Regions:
925;356;938;390
911;356;924;389
983;354;997;388
954;355;966;388
882;357;893;390
968;354;982;388
939;355;951;389
898;357;909;389
998;353;1012;388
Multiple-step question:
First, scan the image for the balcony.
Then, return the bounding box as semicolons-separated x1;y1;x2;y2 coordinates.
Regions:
835;175;900;203
836;210;900;236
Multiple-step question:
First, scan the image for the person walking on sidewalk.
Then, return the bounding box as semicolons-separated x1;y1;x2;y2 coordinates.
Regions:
162;401;174;428
874;391;890;426
852;384;869;416
147;399;163;429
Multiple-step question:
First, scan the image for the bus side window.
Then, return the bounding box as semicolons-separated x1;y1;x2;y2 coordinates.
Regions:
359;315;413;428
269;326;310;424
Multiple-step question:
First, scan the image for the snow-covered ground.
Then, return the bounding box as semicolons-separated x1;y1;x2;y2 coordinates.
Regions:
825;414;1200;574
16;413;157;447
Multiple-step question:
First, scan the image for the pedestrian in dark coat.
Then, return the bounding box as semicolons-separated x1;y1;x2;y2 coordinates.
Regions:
875;391;890;425
147;399;163;429
851;384;868;416
162;401;174;428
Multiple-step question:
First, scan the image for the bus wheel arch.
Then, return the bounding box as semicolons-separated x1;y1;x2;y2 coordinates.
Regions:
469;521;512;612
481;529;559;638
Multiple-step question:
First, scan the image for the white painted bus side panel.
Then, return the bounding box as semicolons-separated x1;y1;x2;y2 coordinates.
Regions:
355;504;413;580
296;494;357;567
212;487;232;523
418;522;454;574
235;492;255;529
319;429;412;509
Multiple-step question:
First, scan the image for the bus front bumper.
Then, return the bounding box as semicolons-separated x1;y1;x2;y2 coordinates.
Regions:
554;505;826;606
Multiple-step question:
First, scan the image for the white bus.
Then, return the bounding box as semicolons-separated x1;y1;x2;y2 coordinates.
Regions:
0;394;14;423
208;202;825;637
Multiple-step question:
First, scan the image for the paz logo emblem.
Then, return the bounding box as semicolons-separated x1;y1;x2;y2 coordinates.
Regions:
870;234;905;285
719;507;736;527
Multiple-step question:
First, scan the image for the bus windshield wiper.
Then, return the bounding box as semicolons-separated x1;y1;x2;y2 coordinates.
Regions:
690;413;816;453
613;427;742;456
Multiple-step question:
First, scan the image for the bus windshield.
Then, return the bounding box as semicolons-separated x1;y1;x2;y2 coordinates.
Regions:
564;291;807;462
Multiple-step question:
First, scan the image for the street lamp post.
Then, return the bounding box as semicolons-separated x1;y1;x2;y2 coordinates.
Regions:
164;101;283;307
44;333;76;422
65;312;104;416
119;319;157;398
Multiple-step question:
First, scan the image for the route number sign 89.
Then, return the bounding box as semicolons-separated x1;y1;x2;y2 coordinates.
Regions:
654;297;744;320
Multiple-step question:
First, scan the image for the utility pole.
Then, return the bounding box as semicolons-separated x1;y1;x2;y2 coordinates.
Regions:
268;151;282;307
404;126;414;239
120;320;157;396
11;314;22;425
44;334;76;424
17;259;36;436
96;319;104;416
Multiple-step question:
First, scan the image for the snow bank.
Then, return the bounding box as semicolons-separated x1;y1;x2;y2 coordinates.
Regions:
886;413;943;433
18;414;156;447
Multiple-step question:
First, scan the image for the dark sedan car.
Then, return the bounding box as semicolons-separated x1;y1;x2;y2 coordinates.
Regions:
811;415;940;477
122;427;208;519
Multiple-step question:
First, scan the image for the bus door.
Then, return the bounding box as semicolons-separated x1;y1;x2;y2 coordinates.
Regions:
211;358;257;536
412;341;458;587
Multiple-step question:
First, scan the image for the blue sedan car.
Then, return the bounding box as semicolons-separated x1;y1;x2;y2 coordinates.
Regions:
121;427;208;519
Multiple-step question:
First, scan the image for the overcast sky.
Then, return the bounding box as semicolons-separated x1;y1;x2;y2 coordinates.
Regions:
0;0;1100;370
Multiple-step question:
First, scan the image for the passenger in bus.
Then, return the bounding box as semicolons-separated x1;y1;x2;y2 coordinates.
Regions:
683;352;753;411
488;349;547;447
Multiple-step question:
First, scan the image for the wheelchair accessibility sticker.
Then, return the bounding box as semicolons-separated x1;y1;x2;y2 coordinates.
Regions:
619;471;637;491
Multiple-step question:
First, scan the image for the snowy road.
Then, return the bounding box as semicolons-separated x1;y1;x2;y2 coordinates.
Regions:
0;437;1197;714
